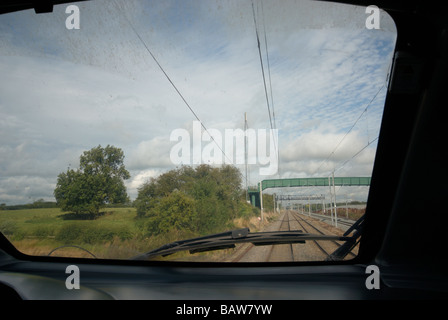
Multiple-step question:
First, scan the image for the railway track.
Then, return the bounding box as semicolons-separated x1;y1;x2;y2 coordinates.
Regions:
305;212;356;231
227;211;357;262
290;211;357;260
264;212;295;262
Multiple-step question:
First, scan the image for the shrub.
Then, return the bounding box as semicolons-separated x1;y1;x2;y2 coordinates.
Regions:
55;223;83;243
0;220;18;236
55;222;133;244
32;226;54;238
144;191;197;236
136;164;248;236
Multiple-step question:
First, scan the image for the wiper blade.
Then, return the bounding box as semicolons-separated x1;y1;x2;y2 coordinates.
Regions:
132;228;352;260
326;214;365;261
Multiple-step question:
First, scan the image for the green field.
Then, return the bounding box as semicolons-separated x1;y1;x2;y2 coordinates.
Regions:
0;207;144;259
0;207;269;260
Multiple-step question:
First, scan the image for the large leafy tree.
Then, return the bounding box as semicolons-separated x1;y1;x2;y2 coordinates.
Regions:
54;145;130;215
135;164;253;235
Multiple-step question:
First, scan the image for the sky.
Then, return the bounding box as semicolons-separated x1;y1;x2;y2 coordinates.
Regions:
0;0;397;205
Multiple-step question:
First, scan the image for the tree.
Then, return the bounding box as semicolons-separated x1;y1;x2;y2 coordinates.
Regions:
54;145;130;216
145;191;197;235
135;164;252;235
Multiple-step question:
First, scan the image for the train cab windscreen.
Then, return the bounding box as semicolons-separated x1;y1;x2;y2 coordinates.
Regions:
0;0;396;262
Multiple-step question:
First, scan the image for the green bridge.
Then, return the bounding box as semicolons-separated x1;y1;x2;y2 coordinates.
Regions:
248;177;371;208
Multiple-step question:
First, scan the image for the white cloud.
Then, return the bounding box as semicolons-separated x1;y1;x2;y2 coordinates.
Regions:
127;137;174;170
126;168;162;199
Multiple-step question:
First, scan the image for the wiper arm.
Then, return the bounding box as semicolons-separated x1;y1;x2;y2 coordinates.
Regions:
326;214;365;261
132;228;352;260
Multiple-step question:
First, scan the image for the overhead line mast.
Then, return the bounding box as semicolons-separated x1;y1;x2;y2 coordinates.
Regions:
245;112;249;202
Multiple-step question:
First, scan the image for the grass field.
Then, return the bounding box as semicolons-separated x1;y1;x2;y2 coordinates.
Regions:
0;207;142;259
0;207;274;260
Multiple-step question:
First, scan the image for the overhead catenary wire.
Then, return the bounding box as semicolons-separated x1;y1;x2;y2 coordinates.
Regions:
260;0;280;177
334;135;379;173
326;135;378;215
251;0;280;180
315;55;393;177
314;84;385;175
260;0;276;131
251;1;277;153
114;1;235;167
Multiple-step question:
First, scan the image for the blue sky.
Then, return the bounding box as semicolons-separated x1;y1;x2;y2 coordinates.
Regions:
0;0;396;204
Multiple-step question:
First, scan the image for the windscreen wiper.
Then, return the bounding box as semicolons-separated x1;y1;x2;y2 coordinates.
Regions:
326;214;365;261
131;228;352;260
